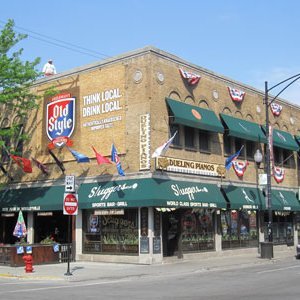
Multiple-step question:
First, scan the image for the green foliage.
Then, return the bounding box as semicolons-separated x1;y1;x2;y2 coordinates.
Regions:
44;85;61;98
0;19;41;150
40;236;55;244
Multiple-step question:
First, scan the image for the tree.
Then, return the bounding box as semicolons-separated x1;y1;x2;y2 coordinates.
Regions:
0;19;41;156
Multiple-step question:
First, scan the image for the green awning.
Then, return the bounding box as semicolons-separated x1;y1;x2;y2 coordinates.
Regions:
262;127;299;151
220;113;267;143
271;190;300;211
0;179;227;211
222;186;264;210
0;185;65;212
78;178;227;209
166;98;224;133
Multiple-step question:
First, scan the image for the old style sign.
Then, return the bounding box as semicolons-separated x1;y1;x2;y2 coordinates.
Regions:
46;94;75;148
63;193;78;216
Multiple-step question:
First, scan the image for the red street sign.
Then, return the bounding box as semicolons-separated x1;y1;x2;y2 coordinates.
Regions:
63;193;78;215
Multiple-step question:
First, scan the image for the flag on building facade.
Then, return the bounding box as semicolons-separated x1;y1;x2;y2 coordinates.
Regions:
48;149;65;173
67;147;90;163
270;103;283;116
92;146;112;165
179;68;201;85
225;146;244;170
232;160;249;177
13;210;27;238
273;166;285;183
152;131;177;158
227;87;245;102
10;154;32;173
111;144;125;176
32;157;49;175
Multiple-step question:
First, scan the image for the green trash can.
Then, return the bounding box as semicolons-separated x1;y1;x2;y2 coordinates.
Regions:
260;242;273;259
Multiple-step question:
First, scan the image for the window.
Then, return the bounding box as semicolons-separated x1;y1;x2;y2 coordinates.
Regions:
223;134;232;156
282;149;294;167
273;147;281;165
235;138;245;157
184;126;195;149
83;209;139;255
221;210;258;249
273;147;295;168
199;130;210;152
170;124;180;146
246;141;255;160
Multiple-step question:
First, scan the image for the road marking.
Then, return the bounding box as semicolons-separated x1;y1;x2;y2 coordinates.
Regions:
0;278;131;294
257;265;300;274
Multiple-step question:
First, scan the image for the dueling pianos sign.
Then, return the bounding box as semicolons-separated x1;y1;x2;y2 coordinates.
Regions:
156;157;226;178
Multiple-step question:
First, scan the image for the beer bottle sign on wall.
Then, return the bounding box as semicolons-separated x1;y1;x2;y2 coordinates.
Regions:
46;93;76;148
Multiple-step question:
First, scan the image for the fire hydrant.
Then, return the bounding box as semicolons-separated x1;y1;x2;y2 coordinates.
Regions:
22;254;34;273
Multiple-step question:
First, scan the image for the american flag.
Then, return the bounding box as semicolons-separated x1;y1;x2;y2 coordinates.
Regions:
270;103;282;116
179;68;201;85
228;87;245;102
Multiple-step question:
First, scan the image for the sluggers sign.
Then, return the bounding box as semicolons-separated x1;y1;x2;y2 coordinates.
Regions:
46;93;75;148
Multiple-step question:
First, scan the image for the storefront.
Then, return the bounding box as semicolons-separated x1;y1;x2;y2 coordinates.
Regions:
221;186;263;249
0;185;67;244
77;177;227;260
262;189;300;245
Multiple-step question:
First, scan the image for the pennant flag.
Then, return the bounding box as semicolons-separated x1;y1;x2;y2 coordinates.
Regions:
13;210;27;238
31;157;49;175
232;161;249;177
111;144;125;176
152;131;177;158
67;147;90;163
92;146;112;165
273;166;285;183
179;68;201;85
225;146;244;170
0;163;13;181
48;149;65;173
269;125;274;171
10;154;32;173
227;87;245;102
270;103;283;116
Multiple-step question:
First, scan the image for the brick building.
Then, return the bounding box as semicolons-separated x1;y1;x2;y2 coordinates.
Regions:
1;46;300;264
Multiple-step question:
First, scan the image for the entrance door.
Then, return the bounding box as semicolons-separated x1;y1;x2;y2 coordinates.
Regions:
162;211;180;256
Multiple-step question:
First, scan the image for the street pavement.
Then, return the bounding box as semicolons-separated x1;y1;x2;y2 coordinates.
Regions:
0;247;298;282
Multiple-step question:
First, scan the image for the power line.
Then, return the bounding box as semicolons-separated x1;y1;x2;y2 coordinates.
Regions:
0;20;110;60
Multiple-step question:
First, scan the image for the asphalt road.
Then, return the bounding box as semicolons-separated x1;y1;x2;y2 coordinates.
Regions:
1;258;300;300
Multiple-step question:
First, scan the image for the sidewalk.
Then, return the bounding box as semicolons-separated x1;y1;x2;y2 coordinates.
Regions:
0;248;297;282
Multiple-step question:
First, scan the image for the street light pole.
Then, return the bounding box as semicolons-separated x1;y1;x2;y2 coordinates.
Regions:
264;81;273;243
264;73;300;254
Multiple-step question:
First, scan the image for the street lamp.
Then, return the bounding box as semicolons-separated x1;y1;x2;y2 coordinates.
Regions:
264;73;300;255
254;149;263;168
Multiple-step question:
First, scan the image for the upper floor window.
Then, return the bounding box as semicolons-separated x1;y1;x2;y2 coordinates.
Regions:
199;130;210;152
184;126;195;149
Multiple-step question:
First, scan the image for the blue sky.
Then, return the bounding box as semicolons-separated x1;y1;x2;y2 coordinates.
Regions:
2;0;300;105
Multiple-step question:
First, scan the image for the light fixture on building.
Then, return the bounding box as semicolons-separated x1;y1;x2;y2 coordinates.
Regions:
254;149;263;168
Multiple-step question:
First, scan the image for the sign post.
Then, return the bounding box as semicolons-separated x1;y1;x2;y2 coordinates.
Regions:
63;192;78;276
65;175;76;193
